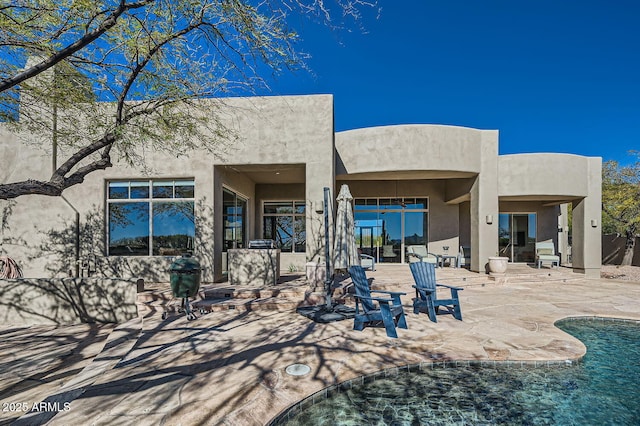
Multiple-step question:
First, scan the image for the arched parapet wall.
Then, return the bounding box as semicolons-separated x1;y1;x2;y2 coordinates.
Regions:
498;153;592;199
336;125;496;177
499;153;602;277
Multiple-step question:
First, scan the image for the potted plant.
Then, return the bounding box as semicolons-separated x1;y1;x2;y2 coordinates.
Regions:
0;256;23;279
487;254;509;274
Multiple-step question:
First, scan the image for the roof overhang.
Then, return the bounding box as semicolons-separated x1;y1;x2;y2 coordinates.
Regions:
337;170;477;181
218;164;305;184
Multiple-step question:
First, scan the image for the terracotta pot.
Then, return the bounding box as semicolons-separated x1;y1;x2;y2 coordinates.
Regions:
488;256;509;274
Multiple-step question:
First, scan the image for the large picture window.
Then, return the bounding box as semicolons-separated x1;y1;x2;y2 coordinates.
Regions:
263;201;306;253
354;197;429;263
107;180;195;256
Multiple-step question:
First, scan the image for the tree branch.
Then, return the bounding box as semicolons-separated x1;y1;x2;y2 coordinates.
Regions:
0;0;154;93
116;21;203;122
0;154;112;199
52;132;117;182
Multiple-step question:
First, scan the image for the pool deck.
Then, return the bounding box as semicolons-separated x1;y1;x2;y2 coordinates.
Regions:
2;265;640;425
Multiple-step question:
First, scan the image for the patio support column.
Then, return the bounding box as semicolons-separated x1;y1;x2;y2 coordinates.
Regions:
470;130;499;273
212;165;224;283
558;203;570;265
305;161;334;266
571;157;602;278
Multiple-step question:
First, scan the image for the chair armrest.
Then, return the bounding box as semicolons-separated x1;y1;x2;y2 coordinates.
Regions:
435;283;463;291
411;285;435;293
407;252;438;262
354;294;393;304
371;289;407;296
412;285;435;300
359;253;376;271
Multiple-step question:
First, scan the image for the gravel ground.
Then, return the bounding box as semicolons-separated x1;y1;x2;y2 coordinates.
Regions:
601;264;640;282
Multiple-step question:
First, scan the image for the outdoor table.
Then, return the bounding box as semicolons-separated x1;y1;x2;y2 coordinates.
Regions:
439;254;459;268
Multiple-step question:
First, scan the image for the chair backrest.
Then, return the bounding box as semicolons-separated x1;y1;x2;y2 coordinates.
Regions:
407;245;438;264
459;245;471;266
409;261;437;293
407;245;428;257
535;242;556;256
349;265;375;312
359;254;374;269
382;245;396;257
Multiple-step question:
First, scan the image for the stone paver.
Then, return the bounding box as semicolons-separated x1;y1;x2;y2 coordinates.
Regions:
2;265;640;425
0;323;114;424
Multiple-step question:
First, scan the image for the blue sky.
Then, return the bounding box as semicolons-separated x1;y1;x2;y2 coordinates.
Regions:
259;1;639;164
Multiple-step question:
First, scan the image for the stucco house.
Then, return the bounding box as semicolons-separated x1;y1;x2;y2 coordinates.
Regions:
0;94;602;282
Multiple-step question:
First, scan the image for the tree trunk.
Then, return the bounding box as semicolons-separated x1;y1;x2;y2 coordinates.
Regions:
621;232;636;266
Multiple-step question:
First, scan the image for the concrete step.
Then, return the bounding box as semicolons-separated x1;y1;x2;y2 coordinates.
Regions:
193;297;301;313
137;286;307;304
136;282;331;314
202;286;307;300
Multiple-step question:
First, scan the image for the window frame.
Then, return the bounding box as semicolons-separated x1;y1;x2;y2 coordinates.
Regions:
262;200;306;253
223;187;249;251
354;196;429;263
106;179;195;256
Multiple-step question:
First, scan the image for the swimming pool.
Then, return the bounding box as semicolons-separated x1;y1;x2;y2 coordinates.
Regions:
273;317;640;425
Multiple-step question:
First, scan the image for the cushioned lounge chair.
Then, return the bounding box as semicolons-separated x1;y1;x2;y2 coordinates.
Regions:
359;253;376;271
457;245;471;269
535;242;560;268
406;245;438;265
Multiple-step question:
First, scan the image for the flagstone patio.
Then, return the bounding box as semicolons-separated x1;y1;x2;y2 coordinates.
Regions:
2;265;640;425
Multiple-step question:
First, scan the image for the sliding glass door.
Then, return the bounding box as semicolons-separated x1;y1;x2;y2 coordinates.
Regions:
354;198;428;263
223;189;247;251
498;213;536;263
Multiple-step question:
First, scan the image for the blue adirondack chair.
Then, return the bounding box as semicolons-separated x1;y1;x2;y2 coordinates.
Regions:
409;261;463;322
348;265;408;338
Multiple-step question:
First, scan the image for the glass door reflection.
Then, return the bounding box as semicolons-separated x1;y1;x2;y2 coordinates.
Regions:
498;213;537;263
222;189;247;274
355;214;382;262
380;211;401;263
355;197;429;264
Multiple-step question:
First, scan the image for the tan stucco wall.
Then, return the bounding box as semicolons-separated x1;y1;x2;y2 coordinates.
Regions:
1;95;334;282
571;157;602;277
336;124;483;177
470;130;500;272
0;277;139;325
498;153;602;275
498;153;591;198
335;125;500;272
213;95;334;280
1;96;602;281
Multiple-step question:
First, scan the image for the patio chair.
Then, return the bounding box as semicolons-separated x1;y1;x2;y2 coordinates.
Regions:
406;245;438;265
348;265;408;338
457;245;471;269
382;244;397;261
409;261;463;322
535;242;560;268
359;252;376;271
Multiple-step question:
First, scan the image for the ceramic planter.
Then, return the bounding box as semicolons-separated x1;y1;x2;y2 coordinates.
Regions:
488;256;509;274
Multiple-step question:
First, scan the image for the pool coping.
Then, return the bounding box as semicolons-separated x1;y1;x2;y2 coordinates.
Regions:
268;316;640;425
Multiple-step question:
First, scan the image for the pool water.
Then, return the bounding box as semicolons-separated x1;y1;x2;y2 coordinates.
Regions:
282;318;640;425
